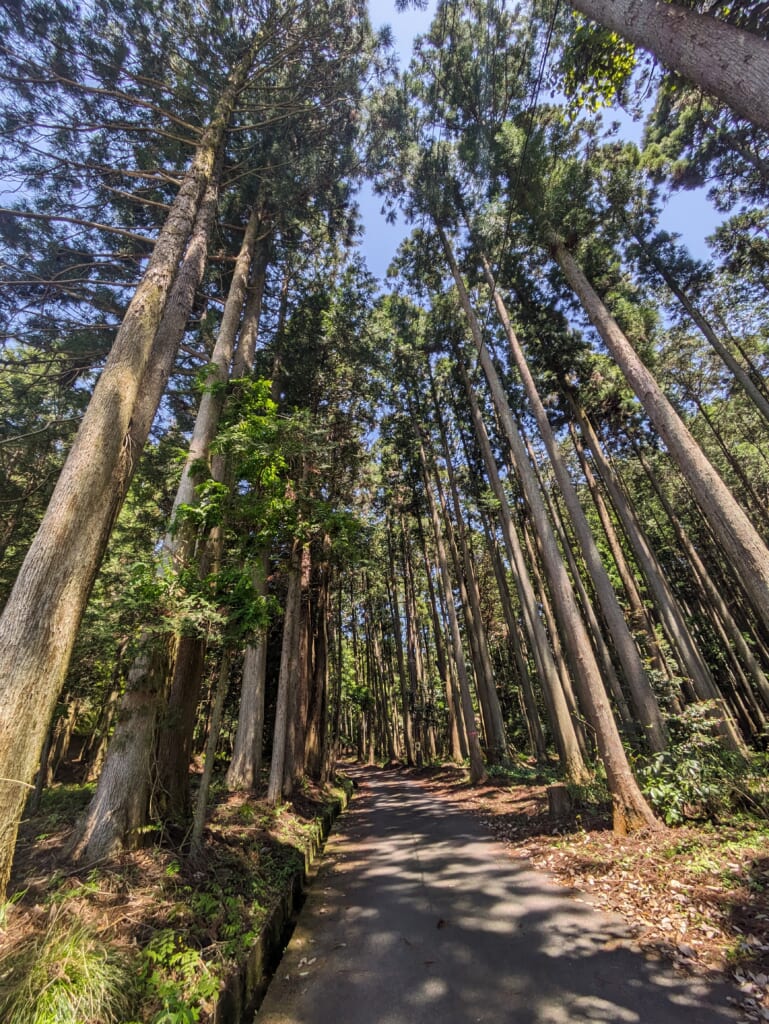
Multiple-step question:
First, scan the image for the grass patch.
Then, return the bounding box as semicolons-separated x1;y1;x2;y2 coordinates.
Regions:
0;913;134;1024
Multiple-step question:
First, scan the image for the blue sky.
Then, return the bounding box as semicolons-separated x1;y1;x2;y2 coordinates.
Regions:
358;0;721;283
358;1;434;282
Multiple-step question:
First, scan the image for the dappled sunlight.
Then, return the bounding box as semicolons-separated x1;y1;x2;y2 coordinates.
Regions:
257;768;740;1024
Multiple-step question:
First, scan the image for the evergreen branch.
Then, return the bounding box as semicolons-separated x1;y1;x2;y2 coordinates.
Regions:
0;207;153;246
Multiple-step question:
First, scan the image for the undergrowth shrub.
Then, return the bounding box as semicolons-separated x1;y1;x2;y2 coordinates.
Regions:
0;912;134;1024
635;702;754;826
133;928;219;1024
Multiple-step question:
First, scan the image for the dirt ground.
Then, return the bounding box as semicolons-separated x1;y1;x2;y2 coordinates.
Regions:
399;764;769;1022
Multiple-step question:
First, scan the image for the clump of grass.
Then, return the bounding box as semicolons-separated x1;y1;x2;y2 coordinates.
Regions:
0;912;135;1024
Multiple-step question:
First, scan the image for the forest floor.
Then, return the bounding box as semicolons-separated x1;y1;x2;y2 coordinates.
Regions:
3;763;769;1021
400;763;769;1023
0;775;349;1022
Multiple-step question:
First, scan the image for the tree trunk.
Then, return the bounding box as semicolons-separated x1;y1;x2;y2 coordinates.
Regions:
481;514;548;762
226;552;270;790
549;233;769;639
570;0;769;132
154;213;267;819
421;530;465;763
65;180;221;859
426;370;509;762
418;443;487;784
190;650;232;862
162;205;263;567
401;517;427;764
567;393;716;711
481;257;666;751
426;448;507;763
0;53;254;893
459;361;588;782
69;640;174;864
568;421;671;679
226;638;268;791
305;567;330;778
285;545;312;791
267;542;303;806
440;224;659;832
387;521;416;765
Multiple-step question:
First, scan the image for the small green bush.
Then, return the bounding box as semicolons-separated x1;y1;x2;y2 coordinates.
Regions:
636;702;746;826
138;929;219;1023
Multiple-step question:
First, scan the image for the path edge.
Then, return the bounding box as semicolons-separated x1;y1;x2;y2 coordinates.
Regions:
213;776;354;1024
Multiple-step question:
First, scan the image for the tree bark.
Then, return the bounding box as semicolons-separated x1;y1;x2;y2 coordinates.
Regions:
426;369;509;762
386;520;416;765
420;529;465;763
190;650;232;862
226;551;270;791
67;182;220;862
418;442;487;784
481;257;667;751
69;640;173;864
481;514;548;762
570;0;769;132
459;361;588;782
568;421;671;679
567;397;708;708
440;224;659;832
267;541;303;806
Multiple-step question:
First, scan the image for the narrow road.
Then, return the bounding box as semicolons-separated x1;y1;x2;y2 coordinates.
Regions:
256;767;739;1024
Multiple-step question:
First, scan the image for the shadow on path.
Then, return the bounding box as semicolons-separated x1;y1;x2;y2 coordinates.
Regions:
255;766;739;1024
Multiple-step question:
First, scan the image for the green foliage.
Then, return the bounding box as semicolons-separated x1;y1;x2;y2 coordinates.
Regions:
138;930;219;1024
559;16;637;113
0;914;135;1024
636;702;749;825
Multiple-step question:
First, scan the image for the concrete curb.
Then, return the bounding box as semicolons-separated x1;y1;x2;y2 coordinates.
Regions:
213;778;353;1024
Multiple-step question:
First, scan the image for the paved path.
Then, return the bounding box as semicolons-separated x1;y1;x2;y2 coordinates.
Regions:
256;767;739;1024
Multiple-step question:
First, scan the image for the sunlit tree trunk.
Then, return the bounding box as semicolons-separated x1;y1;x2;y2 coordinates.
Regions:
267;541;303;806
420;530;464;762
226;551;270;790
480;514;548;762
417;440;487;783
566;394;710;710
190;650;232;861
570;0;769;131
568;421;671;679
0;57;254;892
481;256;666;751
387;519;416;765
458;360;588;782
426;369;509;762
69;184;221;864
549;232;769;638
440;224;659;831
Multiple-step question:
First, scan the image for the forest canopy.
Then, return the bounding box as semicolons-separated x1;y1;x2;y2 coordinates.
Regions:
1;7;769;1011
